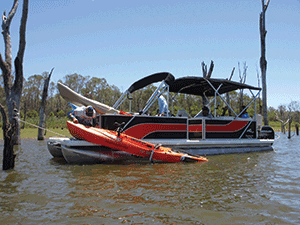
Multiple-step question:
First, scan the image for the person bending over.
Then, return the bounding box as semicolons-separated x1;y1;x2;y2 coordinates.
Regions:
68;105;97;127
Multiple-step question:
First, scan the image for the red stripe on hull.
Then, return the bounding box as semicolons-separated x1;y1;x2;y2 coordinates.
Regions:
123;120;249;138
124;124;187;139
206;121;248;132
188;125;202;132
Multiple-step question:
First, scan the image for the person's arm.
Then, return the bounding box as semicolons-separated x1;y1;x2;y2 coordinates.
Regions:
68;111;78;123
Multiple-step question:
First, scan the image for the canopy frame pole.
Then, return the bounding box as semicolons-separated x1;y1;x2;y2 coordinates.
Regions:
214;84;222;117
141;82;168;115
170;93;192;118
166;85;170;117
236;90;261;118
249;89;261;119
144;81;165;107
204;79;238;117
113;90;129;109
129;93;132;113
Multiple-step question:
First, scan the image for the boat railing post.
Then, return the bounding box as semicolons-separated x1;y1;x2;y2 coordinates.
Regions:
202;119;206;140
99;114;102;128
187;119;189;140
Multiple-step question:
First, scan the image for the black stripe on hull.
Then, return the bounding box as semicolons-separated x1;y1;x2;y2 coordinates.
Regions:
100;115;256;140
101;115;187;131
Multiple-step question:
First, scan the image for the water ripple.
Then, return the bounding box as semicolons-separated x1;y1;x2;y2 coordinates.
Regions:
1;135;300;224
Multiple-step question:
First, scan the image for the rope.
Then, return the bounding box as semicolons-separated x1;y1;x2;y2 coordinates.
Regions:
18;119;68;137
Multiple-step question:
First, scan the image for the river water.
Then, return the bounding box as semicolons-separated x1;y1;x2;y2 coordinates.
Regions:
1;133;300;225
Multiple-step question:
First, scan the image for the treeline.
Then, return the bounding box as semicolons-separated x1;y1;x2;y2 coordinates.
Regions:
1;73;299;126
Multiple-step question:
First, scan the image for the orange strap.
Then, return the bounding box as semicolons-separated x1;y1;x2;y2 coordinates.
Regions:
119;111;131;116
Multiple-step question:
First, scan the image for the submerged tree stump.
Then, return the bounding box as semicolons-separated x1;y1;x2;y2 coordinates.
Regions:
1;104;17;170
288;120;291;139
38;68;54;140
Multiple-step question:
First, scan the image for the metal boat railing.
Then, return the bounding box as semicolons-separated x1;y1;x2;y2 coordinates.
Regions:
110;73;263;142
204;78;238;117
239;120;254;139
141;81;169;116
113;90;129;109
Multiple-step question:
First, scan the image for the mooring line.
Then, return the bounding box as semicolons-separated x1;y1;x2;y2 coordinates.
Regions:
18;119;68;137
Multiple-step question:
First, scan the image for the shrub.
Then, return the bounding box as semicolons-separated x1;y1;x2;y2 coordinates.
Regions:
26;110;38;118
19;111;24;119
47;116;69;129
48;112;55;117
56;110;66;118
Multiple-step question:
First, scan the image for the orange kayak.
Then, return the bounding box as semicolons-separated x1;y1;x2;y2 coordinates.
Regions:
67;121;208;163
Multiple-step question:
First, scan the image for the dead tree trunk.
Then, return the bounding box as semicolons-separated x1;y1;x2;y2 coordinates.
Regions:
260;0;270;125
295;124;299;136
201;60;214;106
276;114;289;134
1;103;17;170
38;68;54;140
238;62;248;110
288;118;292;139
256;67;262;114
0;0;29;145
226;67;235;116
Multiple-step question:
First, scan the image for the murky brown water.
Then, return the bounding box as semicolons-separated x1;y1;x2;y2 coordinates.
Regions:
1;134;300;224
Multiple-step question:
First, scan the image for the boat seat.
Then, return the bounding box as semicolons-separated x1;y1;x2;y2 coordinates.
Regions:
176;110;189;118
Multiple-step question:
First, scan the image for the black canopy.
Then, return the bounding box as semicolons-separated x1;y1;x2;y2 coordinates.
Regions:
127;72;175;93
169;77;261;97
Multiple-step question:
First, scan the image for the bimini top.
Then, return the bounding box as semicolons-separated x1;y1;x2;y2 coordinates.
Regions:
169;76;261;97
127;72;175;93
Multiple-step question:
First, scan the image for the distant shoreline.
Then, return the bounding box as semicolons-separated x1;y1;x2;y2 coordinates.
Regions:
0;125;297;140
0;128;71;140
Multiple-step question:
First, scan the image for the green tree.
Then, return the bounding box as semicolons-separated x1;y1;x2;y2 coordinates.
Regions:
61;73;90;93
56;110;66;118
26;110;38;118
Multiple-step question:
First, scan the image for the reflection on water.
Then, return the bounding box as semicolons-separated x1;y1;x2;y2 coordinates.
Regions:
1;135;300;224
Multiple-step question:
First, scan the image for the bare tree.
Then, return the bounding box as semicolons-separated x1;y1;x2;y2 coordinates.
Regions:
260;0;270;125
238;62;248;110
38;68;54;140
0;0;29;144
1;103;17;170
256;66;262;114
201;60;214;106
225;67;235;116
275;114;289;134
275;104;290;133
